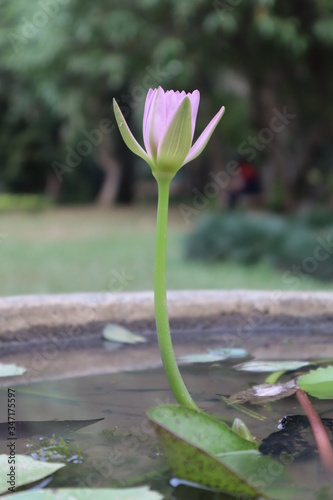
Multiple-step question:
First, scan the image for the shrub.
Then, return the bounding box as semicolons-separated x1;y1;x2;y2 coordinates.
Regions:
291;207;333;229
186;211;287;264
185;210;333;281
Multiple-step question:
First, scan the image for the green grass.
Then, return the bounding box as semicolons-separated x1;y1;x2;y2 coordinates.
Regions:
0;206;332;296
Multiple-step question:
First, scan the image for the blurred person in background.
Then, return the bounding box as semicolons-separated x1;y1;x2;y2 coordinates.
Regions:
227;157;262;210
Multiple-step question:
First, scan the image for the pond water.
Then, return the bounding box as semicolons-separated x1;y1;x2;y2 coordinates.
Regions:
0;361;332;499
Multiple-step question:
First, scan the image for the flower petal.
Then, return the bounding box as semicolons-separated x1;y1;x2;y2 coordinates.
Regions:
164;90;187;131
156;96;192;177
187;90;200;139
113;99;154;168
148;87;166;163
143;88;156;156
184;106;225;165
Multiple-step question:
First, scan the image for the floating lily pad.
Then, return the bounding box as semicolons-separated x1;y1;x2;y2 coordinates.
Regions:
179;348;247;364
0;363;26;377
178;353;225;363
235;360;310;373
298;365;333;399
0;455;64;494
209;347;248;359
0;486;163;500
147;405;290;498
103;324;146;344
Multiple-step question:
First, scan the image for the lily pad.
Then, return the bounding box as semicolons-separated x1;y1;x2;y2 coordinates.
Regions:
147;405;289;498
178;353;225;363
0;487;163;499
179;348;247;364
0;363;26;377
235;360;310;373
298;365;333;399
103;324;146;344
0;455;64;494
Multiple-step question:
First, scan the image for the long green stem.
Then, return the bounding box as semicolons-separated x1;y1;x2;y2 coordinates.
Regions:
154;178;198;410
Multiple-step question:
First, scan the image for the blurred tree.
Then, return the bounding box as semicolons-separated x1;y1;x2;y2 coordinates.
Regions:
0;0;332;208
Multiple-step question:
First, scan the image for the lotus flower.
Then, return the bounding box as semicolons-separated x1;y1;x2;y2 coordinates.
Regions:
113;87;225;181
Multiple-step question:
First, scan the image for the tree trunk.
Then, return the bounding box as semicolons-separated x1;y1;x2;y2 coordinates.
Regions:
45;171;61;200
95;146;121;207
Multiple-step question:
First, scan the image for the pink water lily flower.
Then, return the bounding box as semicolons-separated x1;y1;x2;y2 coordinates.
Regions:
113;87;225;181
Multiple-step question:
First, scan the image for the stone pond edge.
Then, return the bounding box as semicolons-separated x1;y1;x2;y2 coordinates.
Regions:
1;290;333;336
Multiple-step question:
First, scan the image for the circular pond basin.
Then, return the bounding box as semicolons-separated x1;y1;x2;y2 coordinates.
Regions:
0;290;332;498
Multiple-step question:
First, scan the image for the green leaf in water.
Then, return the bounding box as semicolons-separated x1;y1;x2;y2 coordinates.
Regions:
298;365;333;399
178;353;225;363
179;347;247;364
0;486;163;500
209;347;248;359
235;360;310;373
103;324;146;344
231;418;257;443
0;363;26;377
0;455;64;494
265;370;287;384
147;405;288;498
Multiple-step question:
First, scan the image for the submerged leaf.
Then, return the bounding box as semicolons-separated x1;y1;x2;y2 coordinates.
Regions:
147;405;288;498
0;363;26;377
0;455;64;494
298;365;333;399
103;324;146;344
235;360;310;373
178;353;225;364
0;486;163;499
0;418;104;440
179;347;247;364
229;379;297;404
209;347;248;359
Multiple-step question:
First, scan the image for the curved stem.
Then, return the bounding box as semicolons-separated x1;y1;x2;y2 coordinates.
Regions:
154;178;198;410
296;389;333;473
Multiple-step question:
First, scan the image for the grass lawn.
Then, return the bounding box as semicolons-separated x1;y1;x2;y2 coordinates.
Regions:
0;206;332;296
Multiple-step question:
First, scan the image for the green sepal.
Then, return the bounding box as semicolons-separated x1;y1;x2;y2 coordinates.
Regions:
156;97;192;180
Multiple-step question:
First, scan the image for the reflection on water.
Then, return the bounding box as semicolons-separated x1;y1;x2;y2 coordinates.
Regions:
0;362;332;499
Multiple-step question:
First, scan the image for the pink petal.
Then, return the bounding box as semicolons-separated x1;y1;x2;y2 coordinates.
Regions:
187;90;200;139
148;87;166;161
143;88;157;155
184;106;225;165
164;90;186;131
